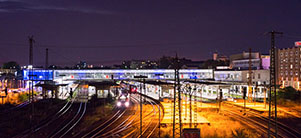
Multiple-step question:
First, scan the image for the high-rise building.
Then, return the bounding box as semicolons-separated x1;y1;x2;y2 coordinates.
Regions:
212;52;228;61
261;55;270;70
213;52;218;61
277;43;301;89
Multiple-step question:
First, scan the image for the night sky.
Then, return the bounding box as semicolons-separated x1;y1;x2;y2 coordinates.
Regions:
0;0;300;66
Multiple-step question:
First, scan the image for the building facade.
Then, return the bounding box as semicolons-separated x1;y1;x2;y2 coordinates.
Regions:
22;69;214;81
214;69;269;85
277;45;301;89
229;51;270;70
212;52;228;61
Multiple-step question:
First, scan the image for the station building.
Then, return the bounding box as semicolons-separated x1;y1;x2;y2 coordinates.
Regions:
229;51;270;70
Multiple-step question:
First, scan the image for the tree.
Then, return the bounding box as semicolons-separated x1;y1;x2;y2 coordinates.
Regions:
277;86;299;101
200;59;229;69
2;61;20;70
158;56;173;69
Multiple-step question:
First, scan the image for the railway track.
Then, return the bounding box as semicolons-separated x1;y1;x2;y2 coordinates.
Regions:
99;94;156;138
79;93;162;138
49;102;87;138
117;94;161;138
80;95;140;138
96;95;141;138
7;101;29;111
14;96;76;138
81;107;127;138
137;97;160;138
247;110;301;138
223;104;301;138
13;85;82;138
0;101;30;126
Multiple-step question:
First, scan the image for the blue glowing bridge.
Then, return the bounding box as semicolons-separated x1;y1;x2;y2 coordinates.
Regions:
22;69;213;81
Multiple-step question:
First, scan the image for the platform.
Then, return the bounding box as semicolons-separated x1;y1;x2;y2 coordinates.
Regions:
160;101;210;125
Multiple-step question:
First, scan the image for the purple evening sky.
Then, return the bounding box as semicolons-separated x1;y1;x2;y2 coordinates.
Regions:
0;0;300;66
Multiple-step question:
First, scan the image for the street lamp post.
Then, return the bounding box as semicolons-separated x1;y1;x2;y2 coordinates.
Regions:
184;84;189;121
189;86;192;128
219;89;223;113
59;74;66;99
263;82;267;109
254;82;258;106
157;80;161;138
243;86;247;115
28;65;37;135
140;82;142;136
134;75;148;137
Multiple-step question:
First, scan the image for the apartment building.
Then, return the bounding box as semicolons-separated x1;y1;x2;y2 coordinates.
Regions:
277;43;301;89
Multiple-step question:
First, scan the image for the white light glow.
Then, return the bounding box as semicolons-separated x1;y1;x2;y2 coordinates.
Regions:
28;65;33;69
117;102;121;107
125;101;129;107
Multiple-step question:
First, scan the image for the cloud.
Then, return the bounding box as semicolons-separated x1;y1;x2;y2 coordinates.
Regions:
0;8;8;12
0;1;30;12
0;0;22;2
30;6;115;15
0;1;115;15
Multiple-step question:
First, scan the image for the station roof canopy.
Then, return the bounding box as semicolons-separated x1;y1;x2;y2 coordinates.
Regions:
184;79;233;86
35;82;68;90
87;81;119;87
142;80;174;85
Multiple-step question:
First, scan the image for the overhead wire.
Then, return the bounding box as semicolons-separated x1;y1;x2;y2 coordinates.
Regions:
0;41;203;49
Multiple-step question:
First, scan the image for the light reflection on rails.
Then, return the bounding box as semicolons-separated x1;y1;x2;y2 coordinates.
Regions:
223;104;301;138
81;105;128;138
96;95;140;138
109;94;161;138
14;85;81;138
49;102;87;138
81;94;161;138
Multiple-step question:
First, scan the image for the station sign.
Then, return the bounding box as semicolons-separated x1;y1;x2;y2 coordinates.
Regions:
295;41;301;47
183;128;200;138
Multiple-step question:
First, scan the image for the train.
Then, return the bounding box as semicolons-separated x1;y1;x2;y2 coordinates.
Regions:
116;94;130;108
116;82;139;108
119;82;138;94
